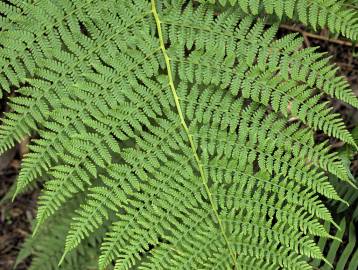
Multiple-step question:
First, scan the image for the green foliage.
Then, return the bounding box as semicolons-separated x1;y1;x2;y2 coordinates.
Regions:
200;0;358;40
328;126;358;220
313;126;358;270
15;198;109;270
311;219;358;270
0;0;357;269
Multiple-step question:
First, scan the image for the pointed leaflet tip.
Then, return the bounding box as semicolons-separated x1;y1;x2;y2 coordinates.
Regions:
11;187;20;202
353;141;358;151
336;197;349;207
11;191;20;203
321;256;333;269
345;177;358;190
58;251;68;266
32;220;42;237
331;220;340;231
327;233;342;242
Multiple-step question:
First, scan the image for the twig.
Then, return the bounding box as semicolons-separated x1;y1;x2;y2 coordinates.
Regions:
302;32;311;47
19;136;29;158
280;24;358;48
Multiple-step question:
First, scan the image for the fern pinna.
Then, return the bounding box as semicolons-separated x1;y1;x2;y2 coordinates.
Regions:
200;0;358;40
0;0;358;269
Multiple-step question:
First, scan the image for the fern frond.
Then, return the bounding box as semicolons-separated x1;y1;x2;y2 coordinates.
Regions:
11;24;161;197
162;9;357;145
16;198;109;270
311;218;358;270
0;0;109;98
0;0;152;153
2;1;357;269
328;125;358;220
200;0;358;40
34;133;113;233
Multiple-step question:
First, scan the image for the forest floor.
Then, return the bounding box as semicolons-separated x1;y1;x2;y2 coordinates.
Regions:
0;156;35;270
0;26;358;270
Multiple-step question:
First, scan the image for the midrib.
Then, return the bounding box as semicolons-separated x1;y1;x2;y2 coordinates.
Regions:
150;0;238;268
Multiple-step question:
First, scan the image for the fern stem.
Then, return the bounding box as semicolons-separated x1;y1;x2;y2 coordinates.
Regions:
150;0;238;268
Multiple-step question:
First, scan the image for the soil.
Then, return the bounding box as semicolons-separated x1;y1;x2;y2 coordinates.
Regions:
0;26;357;270
0;157;36;270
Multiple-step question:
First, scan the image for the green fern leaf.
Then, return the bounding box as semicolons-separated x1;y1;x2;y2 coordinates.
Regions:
1;1;357;269
199;0;358;40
